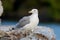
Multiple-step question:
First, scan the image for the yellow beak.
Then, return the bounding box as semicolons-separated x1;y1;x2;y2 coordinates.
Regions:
28;11;32;13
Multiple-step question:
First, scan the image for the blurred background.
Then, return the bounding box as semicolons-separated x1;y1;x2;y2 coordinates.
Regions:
1;0;60;23
0;0;60;40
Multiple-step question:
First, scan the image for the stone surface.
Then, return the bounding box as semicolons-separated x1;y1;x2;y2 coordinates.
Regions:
0;26;55;40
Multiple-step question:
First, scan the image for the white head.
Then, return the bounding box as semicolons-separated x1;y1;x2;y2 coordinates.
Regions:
28;9;38;14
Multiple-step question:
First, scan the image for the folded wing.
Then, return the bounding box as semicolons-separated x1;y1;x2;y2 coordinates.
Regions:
16;16;30;28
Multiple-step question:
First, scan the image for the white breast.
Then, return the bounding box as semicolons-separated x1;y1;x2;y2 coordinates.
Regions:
29;13;39;28
23;13;39;30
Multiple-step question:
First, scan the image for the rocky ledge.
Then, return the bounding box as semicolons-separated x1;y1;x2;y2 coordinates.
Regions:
0;26;55;40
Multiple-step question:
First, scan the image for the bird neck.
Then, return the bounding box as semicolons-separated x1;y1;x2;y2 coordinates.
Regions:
31;12;38;17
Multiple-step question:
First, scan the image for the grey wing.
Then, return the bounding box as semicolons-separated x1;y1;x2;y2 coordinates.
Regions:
15;16;30;28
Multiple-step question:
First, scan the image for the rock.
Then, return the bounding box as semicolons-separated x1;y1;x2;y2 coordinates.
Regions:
0;37;10;40
0;26;55;40
33;26;55;40
20;26;55;40
0;30;6;37
0;25;15;32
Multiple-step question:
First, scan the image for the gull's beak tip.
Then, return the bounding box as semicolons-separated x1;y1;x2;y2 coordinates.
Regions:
28;11;32;13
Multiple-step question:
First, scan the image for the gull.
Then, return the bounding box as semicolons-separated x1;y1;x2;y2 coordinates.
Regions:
15;9;39;31
0;0;3;17
0;0;3;25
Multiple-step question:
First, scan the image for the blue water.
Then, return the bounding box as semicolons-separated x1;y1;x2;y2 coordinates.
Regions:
1;21;60;40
